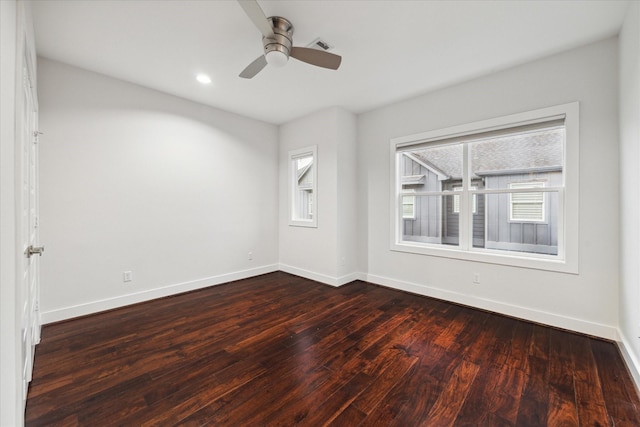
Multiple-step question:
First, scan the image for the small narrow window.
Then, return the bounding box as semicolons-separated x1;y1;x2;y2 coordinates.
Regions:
403;191;416;219
289;146;317;227
453;186;477;213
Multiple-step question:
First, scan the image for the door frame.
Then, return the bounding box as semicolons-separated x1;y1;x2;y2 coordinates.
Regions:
0;1;39;425
18;40;41;397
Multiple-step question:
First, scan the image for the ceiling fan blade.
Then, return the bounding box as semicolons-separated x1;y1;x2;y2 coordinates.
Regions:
290;47;342;70
237;0;274;39
239;55;268;79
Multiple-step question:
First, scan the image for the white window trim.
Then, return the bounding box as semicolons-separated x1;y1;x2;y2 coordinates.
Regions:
389;102;579;274
289;145;317;228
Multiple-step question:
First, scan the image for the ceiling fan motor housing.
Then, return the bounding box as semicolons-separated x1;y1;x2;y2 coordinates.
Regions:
263;16;293;58
237;1;342;78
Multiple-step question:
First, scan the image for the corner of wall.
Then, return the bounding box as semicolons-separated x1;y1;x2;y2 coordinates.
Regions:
618;329;640;395
618;0;640;396
278;107;360;282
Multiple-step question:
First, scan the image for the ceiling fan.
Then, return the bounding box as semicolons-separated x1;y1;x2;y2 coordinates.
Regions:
237;0;342;79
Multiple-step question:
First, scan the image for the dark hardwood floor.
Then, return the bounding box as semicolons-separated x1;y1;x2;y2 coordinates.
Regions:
26;272;640;426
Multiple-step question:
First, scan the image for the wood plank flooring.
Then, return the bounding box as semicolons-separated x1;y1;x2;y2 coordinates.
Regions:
25;272;640;426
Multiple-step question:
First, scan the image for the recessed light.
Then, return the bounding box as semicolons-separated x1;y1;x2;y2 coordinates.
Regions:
196;74;212;84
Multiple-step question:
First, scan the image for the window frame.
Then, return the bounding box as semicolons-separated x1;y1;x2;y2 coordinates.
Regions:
289;145;318;228
389;102;579;274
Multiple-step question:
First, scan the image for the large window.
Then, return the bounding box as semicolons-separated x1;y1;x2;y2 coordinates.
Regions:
289;146;317;227
390;103;579;273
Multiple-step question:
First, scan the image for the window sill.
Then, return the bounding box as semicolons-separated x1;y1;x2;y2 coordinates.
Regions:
390;241;578;275
289;220;317;228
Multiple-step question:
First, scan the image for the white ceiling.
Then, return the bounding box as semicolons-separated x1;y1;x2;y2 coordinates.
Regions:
31;0;629;124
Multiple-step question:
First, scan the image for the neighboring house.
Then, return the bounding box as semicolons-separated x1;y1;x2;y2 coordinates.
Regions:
401;128;563;255
295;158;314;220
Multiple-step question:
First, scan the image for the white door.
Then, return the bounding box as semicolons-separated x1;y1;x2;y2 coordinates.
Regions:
18;51;41;402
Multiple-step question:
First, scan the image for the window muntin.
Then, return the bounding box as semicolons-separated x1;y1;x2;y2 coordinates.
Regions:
391;102;579;273
289;146;317;227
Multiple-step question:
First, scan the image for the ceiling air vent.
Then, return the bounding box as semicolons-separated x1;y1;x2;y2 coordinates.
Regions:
307;38;334;51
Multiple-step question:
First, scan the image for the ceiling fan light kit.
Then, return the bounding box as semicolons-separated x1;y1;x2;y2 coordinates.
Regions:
237;0;342;79
264;17;293;68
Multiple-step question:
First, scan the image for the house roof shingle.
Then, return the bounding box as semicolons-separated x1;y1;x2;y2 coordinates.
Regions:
409;128;564;180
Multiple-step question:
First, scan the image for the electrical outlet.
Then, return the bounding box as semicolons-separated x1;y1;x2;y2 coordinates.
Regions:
473;273;480;284
248;252;253;261
123;271;132;282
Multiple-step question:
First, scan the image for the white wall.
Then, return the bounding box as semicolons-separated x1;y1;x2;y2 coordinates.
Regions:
358;37;620;339
336;109;359;278
38;58;279;322
619;1;640;386
278;107;359;285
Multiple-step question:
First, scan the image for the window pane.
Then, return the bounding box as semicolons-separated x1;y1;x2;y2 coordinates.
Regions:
469;127;564;190
291;149;315;225
293;189;313;220
477;191;559;255
402;195;415;219
402;195;458;247
296;155;313;185
400;144;463;190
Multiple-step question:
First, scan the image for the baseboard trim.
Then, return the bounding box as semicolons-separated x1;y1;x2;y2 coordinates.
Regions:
40;265;619;342
40;264;279;324
617;329;640;395
337;271;367;285
278;264;365;287
365;273;618;340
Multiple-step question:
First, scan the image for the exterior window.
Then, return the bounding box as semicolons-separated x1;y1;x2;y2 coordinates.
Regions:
510;182;545;222
289;146;317;227
453;186;477;213
390;102;579;274
403;191;416;219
